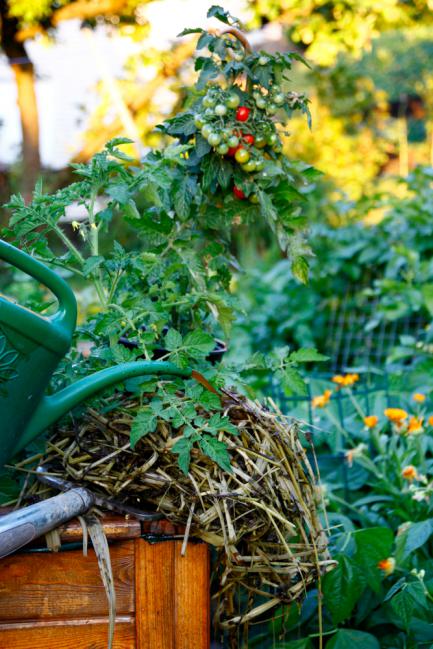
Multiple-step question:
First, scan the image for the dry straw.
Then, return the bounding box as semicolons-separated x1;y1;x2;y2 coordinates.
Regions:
29;388;333;629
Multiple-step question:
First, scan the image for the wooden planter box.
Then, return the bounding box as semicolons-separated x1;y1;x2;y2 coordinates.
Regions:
0;515;210;649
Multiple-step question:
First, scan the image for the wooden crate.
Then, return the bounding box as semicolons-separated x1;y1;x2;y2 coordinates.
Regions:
0;516;210;649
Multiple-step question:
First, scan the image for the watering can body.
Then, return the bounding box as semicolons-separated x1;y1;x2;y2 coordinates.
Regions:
0;240;192;467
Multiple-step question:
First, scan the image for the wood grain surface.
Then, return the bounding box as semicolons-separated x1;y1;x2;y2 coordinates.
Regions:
0;541;134;620
0;531;210;649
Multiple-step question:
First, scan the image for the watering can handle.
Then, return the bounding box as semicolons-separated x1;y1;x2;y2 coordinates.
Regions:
0;240;77;335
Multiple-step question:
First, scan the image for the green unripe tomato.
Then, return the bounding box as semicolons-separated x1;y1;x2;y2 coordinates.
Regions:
194;115;204;128
249;193;260;204
217;143;229;155
226;93;240;109
214;103;227;116
255;135;267;149
267;132;278;146
208;132;222;147
273;92;285;105
235;148;250;164
258;55;269;65
256;97;266;110
203;95;215;108
255;159;265;171
267;103;278;115
227;135;239;148
201;124;212;139
241;160;256;172
204;108;214;118
233;51;244;61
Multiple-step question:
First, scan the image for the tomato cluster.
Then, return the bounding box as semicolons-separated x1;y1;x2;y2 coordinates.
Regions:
193;83;286;201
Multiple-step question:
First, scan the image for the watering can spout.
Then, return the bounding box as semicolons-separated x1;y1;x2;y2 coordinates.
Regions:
17;361;193;454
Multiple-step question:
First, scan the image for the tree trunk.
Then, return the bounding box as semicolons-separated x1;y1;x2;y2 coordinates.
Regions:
0;6;41;201
10;61;41;198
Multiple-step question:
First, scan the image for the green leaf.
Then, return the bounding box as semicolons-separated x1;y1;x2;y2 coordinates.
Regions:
291;255;309;284
130;409;158;448
279;367;307;395
172;437;193;475
326;629;379;649
173;175;195;219
396;519;433;562
322;555;366;624
183;329;215;357
199;435;232;473
421;284;433;315
82;255;104;277
390;589;416;628
107;183;130;204
165;328;183;351
207;5;235;25
353;527;394;592
289;348;329;363
177;27;204;36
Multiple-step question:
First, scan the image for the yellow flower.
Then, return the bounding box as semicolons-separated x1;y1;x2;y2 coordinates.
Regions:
378;557;395;576
402;465;418;482
413;393;426;403
364;415;378;428
71;220;80;230
384;408;408;423
428;415;433;427
407;416;423;435
312;389;332;408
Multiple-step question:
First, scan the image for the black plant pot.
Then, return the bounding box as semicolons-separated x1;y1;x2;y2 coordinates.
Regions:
119;326;227;365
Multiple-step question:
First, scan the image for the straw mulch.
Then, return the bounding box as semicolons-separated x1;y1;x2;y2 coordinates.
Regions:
29;388;333;629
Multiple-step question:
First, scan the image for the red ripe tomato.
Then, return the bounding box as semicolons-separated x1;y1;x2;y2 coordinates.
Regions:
233;186;246;199
243;134;255;145
236;106;250;122
227;147;238;157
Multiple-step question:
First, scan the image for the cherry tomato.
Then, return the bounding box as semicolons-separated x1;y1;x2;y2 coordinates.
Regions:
214;104;227;116
235;148;250;164
255;159;265;171
267;132;278;146
233;52;244;62
274;93;285;105
255;135;267;148
194;115;204;128
258;56;269;65
217;143;229;155
236;106;250;122
241;160;256;172
233;186;245;199
249;193;260;204
203;95;215;108
227;147;237;157
227;135;239;148
256;97;266;110
243;134;255;146
208;132;222;147
267;103;278;115
226;93;240;109
201;124;212;139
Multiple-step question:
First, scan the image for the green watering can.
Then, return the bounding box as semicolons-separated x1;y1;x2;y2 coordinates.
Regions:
0;239;196;468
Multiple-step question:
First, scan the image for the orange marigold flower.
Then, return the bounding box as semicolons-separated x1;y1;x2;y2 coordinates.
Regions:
332;373;359;387
384;408;408;423
413;393;426;403
407;416;423;435
428;415;433;427
312;389;332;409
378;557;396;576
364;415;378;428
402;465;418;482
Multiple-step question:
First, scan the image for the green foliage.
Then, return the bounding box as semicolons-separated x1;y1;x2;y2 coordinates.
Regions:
232;166;433;376
1;8;324;475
